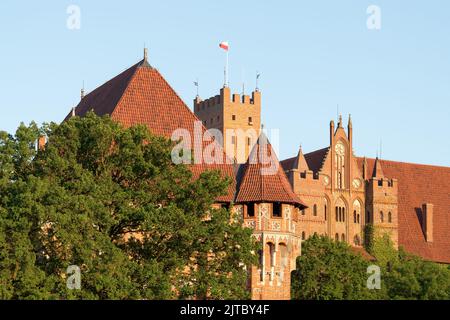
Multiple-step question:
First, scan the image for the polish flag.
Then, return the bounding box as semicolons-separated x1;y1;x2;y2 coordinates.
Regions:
219;41;229;51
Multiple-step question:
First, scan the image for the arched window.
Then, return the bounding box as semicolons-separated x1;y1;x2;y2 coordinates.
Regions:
341;233;345;242
388;212;392;223
268;243;275;268
301;232;306;240
335;233;339;241
279;244;288;269
354;235;360;246
301;209;305;216
342;208;345;222
313;204;317;216
335;207;338;221
258;250;263;267
353;200;362;225
380;211;384;223
324;205;327;221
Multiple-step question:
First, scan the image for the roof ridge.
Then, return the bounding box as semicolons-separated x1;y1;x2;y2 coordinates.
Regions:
110;63;142;119
358;156;450;170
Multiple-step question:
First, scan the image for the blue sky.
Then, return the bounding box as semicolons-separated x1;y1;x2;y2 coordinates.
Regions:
0;1;449;166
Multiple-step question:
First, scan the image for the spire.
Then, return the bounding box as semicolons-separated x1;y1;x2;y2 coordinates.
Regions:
338;114;343;127
348;114;352;128
139;47;152;68
372;157;385;178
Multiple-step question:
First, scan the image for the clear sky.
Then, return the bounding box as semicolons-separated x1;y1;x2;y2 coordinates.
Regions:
1;1;449;166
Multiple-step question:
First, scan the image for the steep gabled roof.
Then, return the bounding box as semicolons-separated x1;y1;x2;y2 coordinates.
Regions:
67;58;236;202
357;157;450;263
236;136;307;207
281;147;329;173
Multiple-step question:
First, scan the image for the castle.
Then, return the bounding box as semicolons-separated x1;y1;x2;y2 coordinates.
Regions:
68;51;450;300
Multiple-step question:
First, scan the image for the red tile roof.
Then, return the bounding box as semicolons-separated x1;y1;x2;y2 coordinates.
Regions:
236;136;307;207
357;158;450;263
67;59;236;202
350;246;376;261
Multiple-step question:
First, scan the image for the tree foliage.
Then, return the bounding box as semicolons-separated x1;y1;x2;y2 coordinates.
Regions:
291;235;374;300
0;112;257;299
292;232;450;300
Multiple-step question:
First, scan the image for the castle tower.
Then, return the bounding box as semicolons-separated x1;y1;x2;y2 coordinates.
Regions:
194;87;261;163
235;135;306;300
365;158;399;247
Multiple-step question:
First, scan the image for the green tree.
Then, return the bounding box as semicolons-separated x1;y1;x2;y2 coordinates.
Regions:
0;112;257;299
291;235;374;300
368;232;450;300
381;249;450;300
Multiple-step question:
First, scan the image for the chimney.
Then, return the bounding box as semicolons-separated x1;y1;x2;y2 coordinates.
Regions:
37;136;47;151
422;203;434;242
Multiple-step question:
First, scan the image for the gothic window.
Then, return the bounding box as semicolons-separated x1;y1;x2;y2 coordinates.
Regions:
353;201;362;224
335;142;345;189
302;232;306;240
267;243;275;268
258;250;263;268
342;208;345;222
335;233;339;241
232;114;236;120
354;235;361;246
324;205;327;221
313;204;317;216
248;116;253;125
388;212;392;223
341;233;345;242
335;207;338;221
280;244;288;269
380;211;384;223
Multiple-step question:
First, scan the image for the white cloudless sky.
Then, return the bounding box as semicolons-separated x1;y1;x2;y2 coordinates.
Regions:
0;0;449;166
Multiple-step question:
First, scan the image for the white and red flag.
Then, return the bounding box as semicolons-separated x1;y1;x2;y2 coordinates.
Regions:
219;41;229;51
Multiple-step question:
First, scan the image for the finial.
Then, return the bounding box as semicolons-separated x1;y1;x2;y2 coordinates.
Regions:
256;71;261;92
144;47;148;61
338;114;343;127
71;107;76;117
348;113;352;128
261;123;265;130
194;79;199;97
80;81;85;100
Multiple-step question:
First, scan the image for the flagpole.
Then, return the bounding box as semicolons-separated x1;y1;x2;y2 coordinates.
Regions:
225;49;229;87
